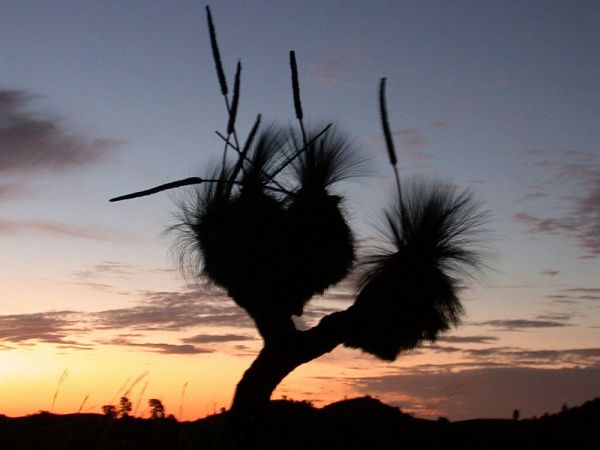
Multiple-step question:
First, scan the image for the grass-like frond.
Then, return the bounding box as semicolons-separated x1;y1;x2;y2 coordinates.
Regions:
286;124;368;192
344;179;489;361
365;180;489;283
241;126;287;193
285;192;355;315
170;157;288;310
169;165;233;283
277;125;368;314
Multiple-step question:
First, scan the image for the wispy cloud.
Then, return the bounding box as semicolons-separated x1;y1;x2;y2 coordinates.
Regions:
473;319;571;331
95;288;253;331
71;261;137;290
393;129;432;162
308;60;346;87
541;269;559;276
513;212;575;234
437;335;498;344
514;146;600;257
546;286;600;302
69;261;173;291
181;334;254;344
0;218;135;242
0;89;119;174
563;287;600;295
102;337;211;355
0;310;91;349
460;346;600;367
0;286;254;351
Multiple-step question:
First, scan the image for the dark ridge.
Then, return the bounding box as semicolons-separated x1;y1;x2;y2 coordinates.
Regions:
1;396;598;450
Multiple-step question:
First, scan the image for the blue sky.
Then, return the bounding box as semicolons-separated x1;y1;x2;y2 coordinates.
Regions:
0;1;599;419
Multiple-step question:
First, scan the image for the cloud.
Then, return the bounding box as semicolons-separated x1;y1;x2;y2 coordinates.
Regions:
437;335;498;344
466;179;485;185
0;89;119;174
71;260;137;289
536;313;573;321
514;147;600;257
102;337;211;355
0;310;91;348
181;333;254;344
563;287;600;295
460;346;600;367
545;287;600;302
513;212;576;234
308;61;343;86
95;288;253;331
516;191;548;203
393;129;427;150
425;344;463;353
393;129;431;162
69;261;174;291
473;319;571;331
308;59;359;88
0;286;254;351
0;218;135;242
541;269;559;276
351;366;600;420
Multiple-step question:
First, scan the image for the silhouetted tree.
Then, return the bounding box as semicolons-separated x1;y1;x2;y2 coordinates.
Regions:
513;409;520;420
118;396;132;418
148;398;165;419
111;6;489;421
102;404;117;418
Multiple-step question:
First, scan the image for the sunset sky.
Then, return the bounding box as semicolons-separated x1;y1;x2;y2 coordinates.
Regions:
1;1;599;421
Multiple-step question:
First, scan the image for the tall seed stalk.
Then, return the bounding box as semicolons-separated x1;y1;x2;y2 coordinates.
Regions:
289;50;307;147
206;6;242;176
379;78;401;201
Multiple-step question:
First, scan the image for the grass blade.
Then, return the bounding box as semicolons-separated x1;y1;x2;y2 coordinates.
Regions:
77;394;89;414
225;113;261;196
51;369;69;412
267;123;332;181
133;380;149;417
179;381;189;421
242;113;261;156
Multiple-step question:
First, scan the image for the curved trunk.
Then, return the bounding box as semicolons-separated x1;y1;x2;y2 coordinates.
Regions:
216;306;352;448
230;310;351;416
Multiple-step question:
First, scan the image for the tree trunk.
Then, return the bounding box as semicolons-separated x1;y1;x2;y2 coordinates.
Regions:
215;306;353;449
230;309;351;416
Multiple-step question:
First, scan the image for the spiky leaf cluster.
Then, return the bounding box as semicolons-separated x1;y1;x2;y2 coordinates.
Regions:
172;125;365;318
344;181;488;360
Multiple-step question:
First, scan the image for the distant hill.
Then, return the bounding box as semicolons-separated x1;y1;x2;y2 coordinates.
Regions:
0;396;598;449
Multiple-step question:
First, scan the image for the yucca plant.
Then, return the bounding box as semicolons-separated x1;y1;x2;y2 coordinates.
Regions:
110;6;489;424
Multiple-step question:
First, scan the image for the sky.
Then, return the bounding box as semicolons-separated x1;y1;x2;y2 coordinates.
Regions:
1;0;599;421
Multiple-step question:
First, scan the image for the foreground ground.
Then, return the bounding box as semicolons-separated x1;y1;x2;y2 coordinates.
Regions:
1;396;599;449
